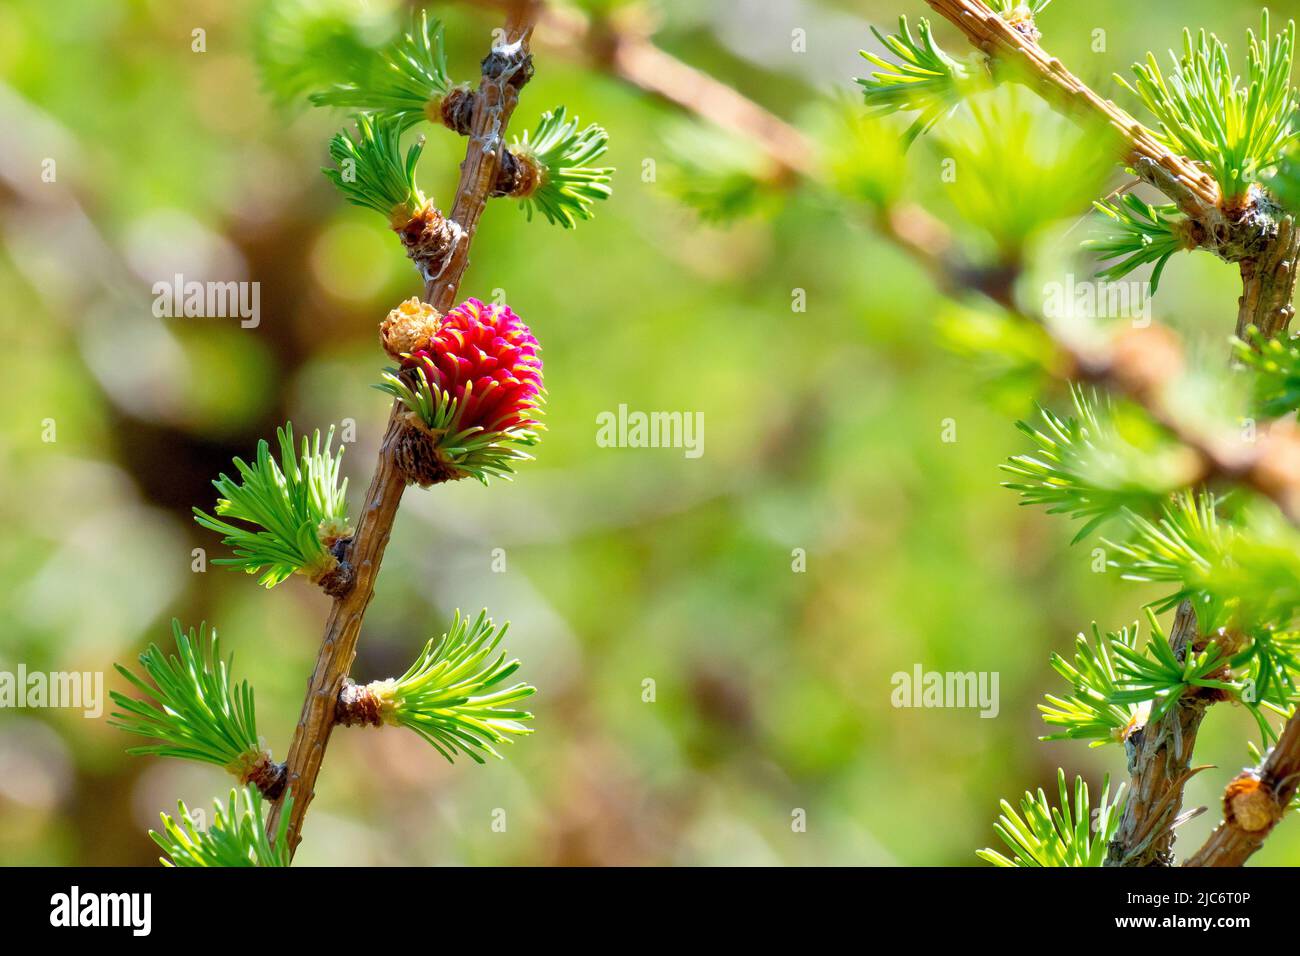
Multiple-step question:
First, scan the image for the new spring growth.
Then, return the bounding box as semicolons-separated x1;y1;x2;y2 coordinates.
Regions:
151;788;292;867
318;37;610;279
109;621;287;799
858;16;972;145
1118;11;1299;207
309;11;473;134
978;769;1125;867
377;297;545;486
494;107;614;227
193;424;352;594
322;114;459;283
108;8;565;871
850;0;1300;868
333;611;536;764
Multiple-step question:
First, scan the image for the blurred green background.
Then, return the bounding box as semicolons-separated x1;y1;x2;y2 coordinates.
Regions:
3;0;1300;865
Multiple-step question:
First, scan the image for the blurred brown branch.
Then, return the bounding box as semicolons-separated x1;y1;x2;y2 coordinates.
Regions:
538;3;1300;531
532;3;815;181
890;146;1300;867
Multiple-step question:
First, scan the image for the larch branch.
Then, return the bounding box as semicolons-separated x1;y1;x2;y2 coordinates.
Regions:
922;0;1220;217
1186;709;1300;866
267;0;539;856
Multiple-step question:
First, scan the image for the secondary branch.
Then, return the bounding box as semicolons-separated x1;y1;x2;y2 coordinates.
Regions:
1186;708;1300;866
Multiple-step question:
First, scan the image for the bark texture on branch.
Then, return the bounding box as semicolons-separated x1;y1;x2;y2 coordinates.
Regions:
267;2;538;855
1237;213;1300;339
269;415;407;851
1105;601;1208;866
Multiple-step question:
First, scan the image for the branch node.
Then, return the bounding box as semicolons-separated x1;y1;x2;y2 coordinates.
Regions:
396;206;458;284
1224;772;1284;833
433;85;476;135
482;45;533;90
314;537;355;597
491;147;542;198
394;411;466;487
335;680;386;728
238;751;287;801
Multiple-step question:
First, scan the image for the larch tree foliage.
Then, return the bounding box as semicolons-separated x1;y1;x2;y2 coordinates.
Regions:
533;0;1300;866
108;1;612;865
104;0;1300;868
855;0;1300;869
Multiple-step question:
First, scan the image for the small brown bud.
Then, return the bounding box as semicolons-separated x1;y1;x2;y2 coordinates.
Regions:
492;148;542;199
380;297;442;362
393;410;468;486
431;85;475;136
314;560;354;598
230;749;286;800
335;680;386;727
481;47;533;89
394;205;457;284
1224;773;1281;832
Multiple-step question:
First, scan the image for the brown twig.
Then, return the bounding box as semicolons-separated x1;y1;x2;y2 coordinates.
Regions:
916;0;1300;864
873;191;1300;527
877;147;1300;867
1105;602;1210;865
922;0;1219;217
1185;713;1300;865
267;1;539;856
